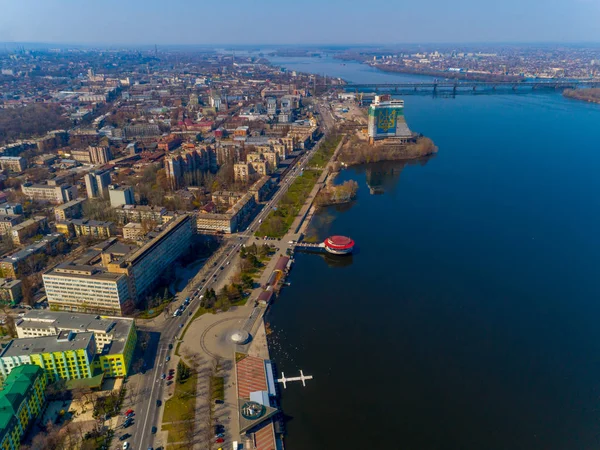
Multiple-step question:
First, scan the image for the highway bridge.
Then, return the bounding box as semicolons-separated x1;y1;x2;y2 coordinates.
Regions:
324;80;600;94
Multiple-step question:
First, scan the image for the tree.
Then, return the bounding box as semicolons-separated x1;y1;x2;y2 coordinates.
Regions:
241;273;254;289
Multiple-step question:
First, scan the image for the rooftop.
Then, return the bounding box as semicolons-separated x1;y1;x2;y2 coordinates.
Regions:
0;365;44;441
16;311;134;355
0;233;62;265
0;331;94;357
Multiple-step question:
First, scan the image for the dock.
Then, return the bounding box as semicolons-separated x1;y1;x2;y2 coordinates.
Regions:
277;370;313;389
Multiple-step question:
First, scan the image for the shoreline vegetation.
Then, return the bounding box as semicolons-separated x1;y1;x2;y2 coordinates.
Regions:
338;135;438;166
563;88;600;104
315;179;358;206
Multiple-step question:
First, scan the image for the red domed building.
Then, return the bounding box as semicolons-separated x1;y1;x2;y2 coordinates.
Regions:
324;236;355;255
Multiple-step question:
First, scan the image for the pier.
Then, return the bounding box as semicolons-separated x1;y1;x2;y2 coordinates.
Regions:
277;370;314;389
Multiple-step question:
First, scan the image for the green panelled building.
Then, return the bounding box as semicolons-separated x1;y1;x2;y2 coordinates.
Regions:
0;365;47;450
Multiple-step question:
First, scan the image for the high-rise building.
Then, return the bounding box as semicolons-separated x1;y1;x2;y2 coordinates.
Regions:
89;146;112;164
164;147;217;190
43;265;132;316
85;170;112;198
108;185;135;207
43;215;194;314
367;96;412;143
0;365;46;450
104;215;194;301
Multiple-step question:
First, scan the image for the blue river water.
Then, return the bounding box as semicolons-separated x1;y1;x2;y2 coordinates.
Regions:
265;55;600;450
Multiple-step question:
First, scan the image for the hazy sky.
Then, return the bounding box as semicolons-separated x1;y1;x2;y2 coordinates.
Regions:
0;0;599;45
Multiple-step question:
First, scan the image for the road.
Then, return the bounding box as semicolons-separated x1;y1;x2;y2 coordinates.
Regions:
127;126;328;450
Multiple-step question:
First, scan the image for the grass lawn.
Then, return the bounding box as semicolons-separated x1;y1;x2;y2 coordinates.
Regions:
162;422;193;444
167;442;191;450
138;298;172;319
162;366;197;424
309;134;342;167
211;376;225;401
255;169;321;238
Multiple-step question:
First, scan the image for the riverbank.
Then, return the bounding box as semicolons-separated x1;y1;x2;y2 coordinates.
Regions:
338;134;438;166
563;88;600;104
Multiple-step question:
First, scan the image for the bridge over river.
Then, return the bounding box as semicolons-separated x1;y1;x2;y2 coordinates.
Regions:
324;80;600;95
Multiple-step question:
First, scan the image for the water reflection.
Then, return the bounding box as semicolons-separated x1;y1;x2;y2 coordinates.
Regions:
363;155;435;194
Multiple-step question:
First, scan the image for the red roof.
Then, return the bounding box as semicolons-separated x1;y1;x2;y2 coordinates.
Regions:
325;235;354;250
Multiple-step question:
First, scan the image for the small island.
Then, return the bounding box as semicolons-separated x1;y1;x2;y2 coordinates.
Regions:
563;88;600;104
315;179;359;206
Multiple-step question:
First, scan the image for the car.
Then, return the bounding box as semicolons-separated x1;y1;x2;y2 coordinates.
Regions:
119;434;130;441
215;432;225;438
179;324;184;328
156;399;162;407
220;266;224;270
215;438;224;443
214;425;224;433
151;426;157;434
166;380;173;386
166;375;174;380
123;443;130;450
124;409;134;417
161;373;166;379
165;356;170;362
202;278;206;283
214;399;224;404
168;343;173;350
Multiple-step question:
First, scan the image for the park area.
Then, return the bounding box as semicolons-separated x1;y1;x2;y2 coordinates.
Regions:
255;133;342;238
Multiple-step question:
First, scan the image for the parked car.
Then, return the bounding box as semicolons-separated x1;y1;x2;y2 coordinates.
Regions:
165;356;170;362
123;442;130;450
161;373;166;379
124;409;134;417
156;399;162;407
215;438;224;443
151;426;157;434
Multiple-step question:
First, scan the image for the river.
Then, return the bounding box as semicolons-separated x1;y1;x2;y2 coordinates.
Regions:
265;55;600;450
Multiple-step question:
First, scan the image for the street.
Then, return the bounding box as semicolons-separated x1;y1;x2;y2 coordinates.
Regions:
124;127;328;450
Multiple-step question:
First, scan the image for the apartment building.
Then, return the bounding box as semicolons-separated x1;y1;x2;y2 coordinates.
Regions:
0;278;22;304
108;185;134;207
0;156;26;173
21;182;77;204
0;365;46;450
0;215;23;237
122;222;144;240
16;311;137;378
84;170;112;198
54;198;86;222
0;234;63;278
10;216;48;246
164;147;217;190
0;203;23;216
196;191;256;233
0;331;96;381
56;219;115;239
43;264;132;316
105;215;194;301
89;146;112;164
114;205;166;225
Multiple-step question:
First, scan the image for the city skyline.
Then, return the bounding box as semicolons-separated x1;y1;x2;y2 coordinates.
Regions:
1;0;599;45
